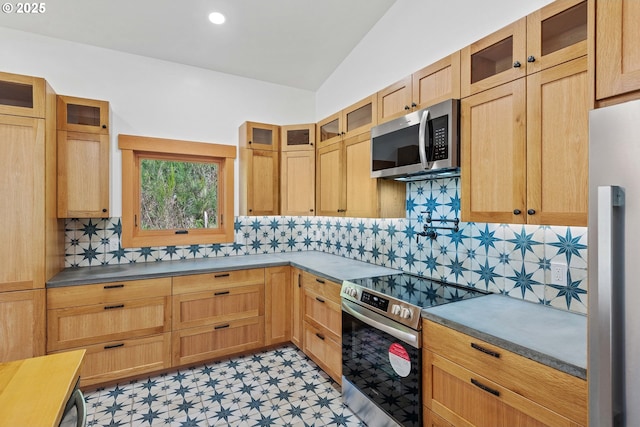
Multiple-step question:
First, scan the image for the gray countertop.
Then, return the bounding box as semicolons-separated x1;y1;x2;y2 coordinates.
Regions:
46;251;401;287
422;294;587;380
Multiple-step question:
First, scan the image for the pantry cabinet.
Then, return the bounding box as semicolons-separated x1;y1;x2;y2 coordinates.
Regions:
423;319;587;427
300;271;342;383
316;132;405;218
280;124;316;216
239;121;280;216
316;95;377;148
46;278;172;386
377;52;461;123
171;269;265;366
595;0;640;102
0;71;62;362
462;56;589;226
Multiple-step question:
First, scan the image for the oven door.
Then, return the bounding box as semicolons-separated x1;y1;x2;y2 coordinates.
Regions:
342;299;422;427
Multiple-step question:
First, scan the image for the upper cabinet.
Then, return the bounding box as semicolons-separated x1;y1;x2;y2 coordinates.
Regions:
280;124;316;216
0;71;46;118
317;95;377;148
377;52;461;124
461;0;588;97
56;95;110;218
281;123;315;152
239;121;280;216
595;0;640;102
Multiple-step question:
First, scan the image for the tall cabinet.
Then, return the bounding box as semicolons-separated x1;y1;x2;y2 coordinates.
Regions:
0;71;63;362
280;124;316;216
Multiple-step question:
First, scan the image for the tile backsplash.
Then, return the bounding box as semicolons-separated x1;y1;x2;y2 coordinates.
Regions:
64;177;588;314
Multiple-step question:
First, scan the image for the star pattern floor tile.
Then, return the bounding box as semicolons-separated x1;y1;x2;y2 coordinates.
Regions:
84;345;365;427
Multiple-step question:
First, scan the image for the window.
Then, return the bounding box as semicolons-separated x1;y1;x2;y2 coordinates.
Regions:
119;134;236;247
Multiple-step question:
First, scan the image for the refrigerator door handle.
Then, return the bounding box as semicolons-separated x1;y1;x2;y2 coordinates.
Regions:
592;185;625;427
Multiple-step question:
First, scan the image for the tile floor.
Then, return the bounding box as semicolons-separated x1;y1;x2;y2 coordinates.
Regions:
84;345;365;426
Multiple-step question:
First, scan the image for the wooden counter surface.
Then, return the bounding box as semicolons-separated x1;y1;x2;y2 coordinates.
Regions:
0;349;85;427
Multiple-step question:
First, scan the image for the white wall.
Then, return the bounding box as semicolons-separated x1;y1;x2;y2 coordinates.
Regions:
0;27;316;216
316;0;555;119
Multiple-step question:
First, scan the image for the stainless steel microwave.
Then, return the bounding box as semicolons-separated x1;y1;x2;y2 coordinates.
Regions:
370;99;459;181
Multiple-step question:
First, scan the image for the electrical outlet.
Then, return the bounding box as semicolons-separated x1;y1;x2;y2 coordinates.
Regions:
550;262;567;286
108;237;120;251
364;237;373;251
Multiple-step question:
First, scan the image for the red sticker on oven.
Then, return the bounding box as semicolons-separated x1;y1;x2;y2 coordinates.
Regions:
388;343;411;377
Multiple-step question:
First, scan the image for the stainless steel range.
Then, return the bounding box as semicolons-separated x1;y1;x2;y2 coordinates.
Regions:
341;274;487;427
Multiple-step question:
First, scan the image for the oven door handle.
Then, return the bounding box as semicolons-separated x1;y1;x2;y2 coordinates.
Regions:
342;300;421;349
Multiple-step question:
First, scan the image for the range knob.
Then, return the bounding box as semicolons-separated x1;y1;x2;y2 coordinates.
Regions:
344;287;358;298
400;307;413;319
391;304;402;316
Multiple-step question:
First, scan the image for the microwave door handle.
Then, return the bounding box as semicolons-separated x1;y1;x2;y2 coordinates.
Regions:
418;109;431;169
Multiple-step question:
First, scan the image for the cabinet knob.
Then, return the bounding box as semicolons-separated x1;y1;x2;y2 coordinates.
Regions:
310;142;314;146
513;209;522;215
249;209;253;213
404;105;411;111
527;209;536;215
102;208;107;213
513;61;522;68
310;209;314;212
411;102;417;108
527;55;536;63
102;124;107;129
248;140;252;144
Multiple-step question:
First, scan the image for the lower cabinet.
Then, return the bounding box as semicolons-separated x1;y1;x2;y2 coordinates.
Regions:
290;268;303;349
423;319;587;427
265;266;291;346
0;289;45;362
423;407;453;427
300;271;342;383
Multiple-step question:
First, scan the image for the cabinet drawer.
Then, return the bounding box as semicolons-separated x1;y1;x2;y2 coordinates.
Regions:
172;283;264;330
173;269;264;294
303;286;341;340
47;296;171;351
303;321;341;384
47;278;171;309
172;316;265;366
423;320;587;426
53;333;172;388
300;271;341;302
424;350;579;427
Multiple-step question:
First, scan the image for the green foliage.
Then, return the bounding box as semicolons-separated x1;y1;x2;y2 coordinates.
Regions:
140;159;218;230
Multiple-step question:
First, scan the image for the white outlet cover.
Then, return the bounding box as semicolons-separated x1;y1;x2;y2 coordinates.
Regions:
550;262;568;286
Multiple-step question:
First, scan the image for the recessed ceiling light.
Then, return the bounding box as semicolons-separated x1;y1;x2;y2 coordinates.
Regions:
208;12;226;25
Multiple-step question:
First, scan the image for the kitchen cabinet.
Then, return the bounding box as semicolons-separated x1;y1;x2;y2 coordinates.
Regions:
461;0;588;97
239;121;280;216
316;131;406;218
46;278;172;386
280;124;316;216
265;266;291;346
172;269;265;366
300;271;342;383
377;52;461;123
462;56;589;226
290;268;303;349
0;71;63;362
423;319;587;427
316;95;377;148
595;0;640;103
57;95;110;218
423;408;453;427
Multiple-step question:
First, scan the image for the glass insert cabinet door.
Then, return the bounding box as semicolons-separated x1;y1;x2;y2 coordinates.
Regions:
0;71;46;118
281;124;315;152
57;95;110;134
239;121;280;151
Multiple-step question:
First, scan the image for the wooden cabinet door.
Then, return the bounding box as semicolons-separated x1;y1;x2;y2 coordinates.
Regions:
461;18;527;97
342;95;377;139
461;79;527;224
317;111;342;149
265;266;291;346
344;132;378;218
239;121;279;151
526;0;588;74
413;51;461;109
57;130;110;218
241;148;279;215
0;72;46;118
0;290;45;362
303;286;341;340
0;115;45;292
281;149;315;216
316;142;344;216
303;321;342;384
57;95;109;134
290;269;303;349
596;0;640;100
377;75;413;124
281;124;315;152
527;57;589;226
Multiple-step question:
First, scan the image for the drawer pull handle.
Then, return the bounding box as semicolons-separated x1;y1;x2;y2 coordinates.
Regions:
471;343;501;358
298;274;301;288
104;304;125;310
104;284;124;289
214;290;230;296
471;378;500;397
315;278;325;284
215;324;230;330
316;333;325;341
214;273;230;278
315;297;325;303
104;343;124;350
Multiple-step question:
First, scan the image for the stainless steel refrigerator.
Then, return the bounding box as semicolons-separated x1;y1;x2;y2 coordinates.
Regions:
589;99;640;427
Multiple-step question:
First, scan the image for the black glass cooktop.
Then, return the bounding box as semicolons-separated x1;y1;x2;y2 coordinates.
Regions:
346;274;488;309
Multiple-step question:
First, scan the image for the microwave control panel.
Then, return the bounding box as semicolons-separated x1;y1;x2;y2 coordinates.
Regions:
431;115;448;161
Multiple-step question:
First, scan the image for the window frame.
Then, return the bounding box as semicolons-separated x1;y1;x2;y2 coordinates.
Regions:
119;134;236;248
